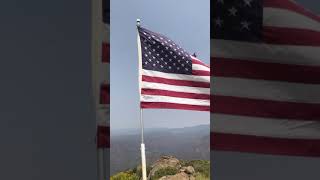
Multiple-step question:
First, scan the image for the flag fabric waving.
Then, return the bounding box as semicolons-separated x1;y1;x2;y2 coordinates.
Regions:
138;26;210;111
211;0;320;156
91;0;110;179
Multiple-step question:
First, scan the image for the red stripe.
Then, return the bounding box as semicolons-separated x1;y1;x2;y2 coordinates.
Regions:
192;70;210;76
141;102;210;111
97;126;110;148
211;57;320;84
211;132;320;157
142;75;210;88
102;43;109;63
211;95;320;121
192;58;210;68
263;26;320;46
264;0;320;23
141;88;210;100
99;83;110;104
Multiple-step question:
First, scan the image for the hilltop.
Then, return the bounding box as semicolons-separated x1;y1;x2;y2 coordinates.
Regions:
111;125;210;174
111;156;210;180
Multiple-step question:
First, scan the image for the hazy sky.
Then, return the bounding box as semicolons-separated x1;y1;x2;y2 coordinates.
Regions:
110;0;210;130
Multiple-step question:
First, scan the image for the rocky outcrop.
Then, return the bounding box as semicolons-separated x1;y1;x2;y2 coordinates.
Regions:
148;156;196;180
158;172;191;180
147;156;181;180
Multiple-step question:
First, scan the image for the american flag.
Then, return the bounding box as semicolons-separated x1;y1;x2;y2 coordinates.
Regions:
91;0;109;179
93;0;110;149
211;0;320;156
138;26;210;111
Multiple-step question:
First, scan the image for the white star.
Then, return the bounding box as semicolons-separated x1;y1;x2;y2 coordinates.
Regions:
173;63;176;66
165;55;168;57
229;7;238;16
243;0;253;7
214;17;223;27
153;64;156;66
185;68;189;71
157;61;159;63
144;47;147;50
217;0;224;4
169;66;171;69
145;61;148;64
149;59;151;62
160;65;163;68
152;49;155;52
177;67;180;70
181;64;184;67
241;21;251;30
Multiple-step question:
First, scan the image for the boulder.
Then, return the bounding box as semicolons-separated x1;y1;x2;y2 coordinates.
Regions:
158;172;191;180
180;166;195;175
148;156;181;180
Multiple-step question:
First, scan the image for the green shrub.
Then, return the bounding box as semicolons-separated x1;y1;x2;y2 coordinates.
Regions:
110;171;139;180
195;173;210;180
133;165;152;178
152;167;178;180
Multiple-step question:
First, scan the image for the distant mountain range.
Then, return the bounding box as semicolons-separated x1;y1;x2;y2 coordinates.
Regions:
110;125;210;175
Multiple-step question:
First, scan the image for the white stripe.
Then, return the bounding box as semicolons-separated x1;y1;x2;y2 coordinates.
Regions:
264;8;320;32
211;39;320;66
192;63;210;71
98;62;109;83
191;56;210;67
103;24;110;43
211;114;320;139
142;81;210;94
142;69;210;83
212;77;320;104
141;95;210;106
97;105;110;125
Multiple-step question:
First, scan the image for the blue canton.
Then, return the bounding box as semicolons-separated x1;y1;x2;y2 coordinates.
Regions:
138;27;192;75
211;0;263;42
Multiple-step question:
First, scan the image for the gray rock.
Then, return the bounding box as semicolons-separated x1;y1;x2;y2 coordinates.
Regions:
180;166;195;174
148;156;181;180
158;172;190;180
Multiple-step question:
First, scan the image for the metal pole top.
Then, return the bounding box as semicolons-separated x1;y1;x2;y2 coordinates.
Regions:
137;18;141;26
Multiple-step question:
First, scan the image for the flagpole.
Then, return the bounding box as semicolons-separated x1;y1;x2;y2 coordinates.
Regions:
137;18;147;180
